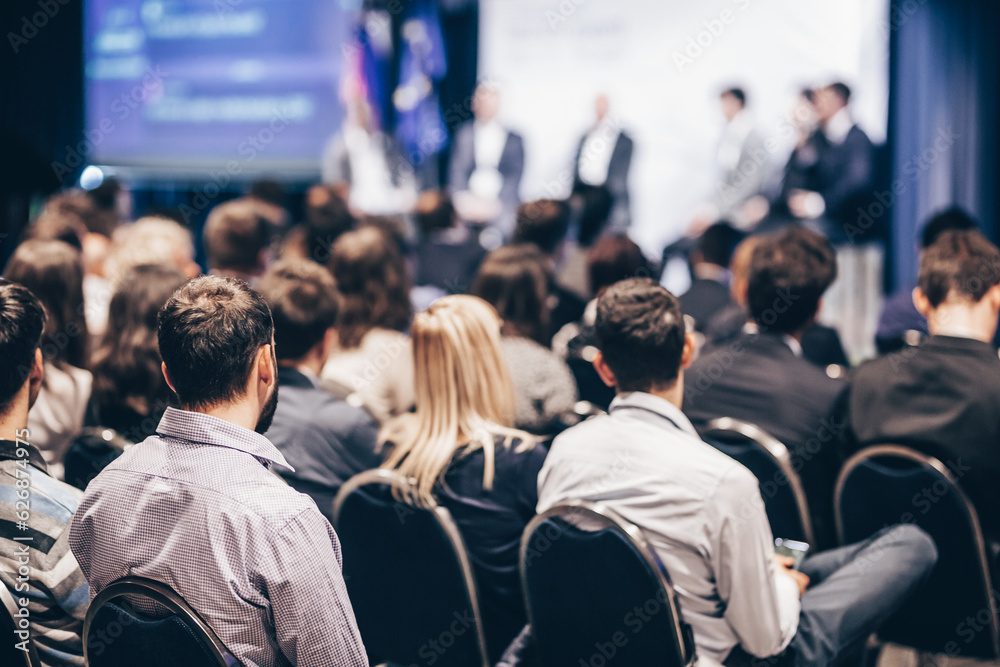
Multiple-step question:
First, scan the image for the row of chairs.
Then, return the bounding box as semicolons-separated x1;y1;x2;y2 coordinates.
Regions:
4;424;997;665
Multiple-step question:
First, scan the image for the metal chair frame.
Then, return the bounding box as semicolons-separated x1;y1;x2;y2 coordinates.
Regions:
83;576;234;667
519;499;696;667
834;444;1000;657
332;468;491;667
700;416;816;545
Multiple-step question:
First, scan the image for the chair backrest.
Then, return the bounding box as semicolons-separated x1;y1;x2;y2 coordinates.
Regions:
698;417;815;545
520;500;696;667
835;445;1000;659
0;583;40;667
331;469;490;667
83;577;236;667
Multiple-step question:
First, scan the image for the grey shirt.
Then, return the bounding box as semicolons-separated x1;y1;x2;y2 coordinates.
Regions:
537;391;799;664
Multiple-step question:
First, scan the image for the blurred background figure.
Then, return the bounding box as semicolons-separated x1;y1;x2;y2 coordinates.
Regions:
411;190;487;309
705;87;767;230
571;94;633;232
322;97;418;216
473;245;578;434
678;221;743;333
449;83;525;237
4;240;91;480
202;198;276;284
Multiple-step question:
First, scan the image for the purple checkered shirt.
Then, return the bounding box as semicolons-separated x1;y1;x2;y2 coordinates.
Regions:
68;407;368;667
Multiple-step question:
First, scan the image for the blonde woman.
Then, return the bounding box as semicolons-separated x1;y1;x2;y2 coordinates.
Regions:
381;294;547;663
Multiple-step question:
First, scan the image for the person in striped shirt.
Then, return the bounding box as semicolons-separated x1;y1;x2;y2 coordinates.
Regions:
0;280;89;666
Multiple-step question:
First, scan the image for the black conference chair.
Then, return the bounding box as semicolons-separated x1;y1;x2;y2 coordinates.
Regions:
84;577;237;667
332;469;490;667
520;500;696;667
0;582;40;667
835;445;1000;659
698;417;815;545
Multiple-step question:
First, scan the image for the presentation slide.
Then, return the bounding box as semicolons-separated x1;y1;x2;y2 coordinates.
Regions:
84;0;354;177
479;0;890;253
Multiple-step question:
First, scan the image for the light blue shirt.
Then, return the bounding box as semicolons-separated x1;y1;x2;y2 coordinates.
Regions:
537;391;799;664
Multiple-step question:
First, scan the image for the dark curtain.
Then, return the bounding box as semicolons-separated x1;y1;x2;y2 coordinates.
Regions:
888;0;1000;289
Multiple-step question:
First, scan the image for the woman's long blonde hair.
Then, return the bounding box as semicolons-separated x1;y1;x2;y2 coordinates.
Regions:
381;295;531;507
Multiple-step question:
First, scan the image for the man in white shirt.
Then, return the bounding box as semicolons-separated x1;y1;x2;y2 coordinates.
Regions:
571;94;633;235
537;278;937;667
448;83;525;237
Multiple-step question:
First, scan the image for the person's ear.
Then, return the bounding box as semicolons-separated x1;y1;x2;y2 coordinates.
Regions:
987;283;1000;313
27;348;44;408
321;327;339;360
258;344;276;386
161;362;178;395
912;287;933;319
680;332;697;370
592;351;617;388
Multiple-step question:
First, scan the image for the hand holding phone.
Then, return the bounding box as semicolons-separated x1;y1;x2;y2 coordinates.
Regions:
774;538;810;570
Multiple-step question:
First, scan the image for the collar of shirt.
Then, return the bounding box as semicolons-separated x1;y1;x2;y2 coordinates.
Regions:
823;107;853;145
607;391;700;438
780;334;803;357
0;438;49;472
156;406;294;472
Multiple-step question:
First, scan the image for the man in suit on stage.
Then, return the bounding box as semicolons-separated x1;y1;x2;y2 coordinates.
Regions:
448;83;524;237
842;229;1000;559
571;94;634;232
684;226;847;548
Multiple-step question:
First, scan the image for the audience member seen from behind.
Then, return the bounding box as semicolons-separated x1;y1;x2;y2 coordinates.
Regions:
412;190;487;304
473;245;578;433
88;264;188;443
551;234;653;410
280;184;356;264
321;226;415;423
69;275;368;666
511;199;587;338
259;260;380;520
537;278;937;667
875;207;981;353
684;226;847;547
203;198;274;284
704;235;849;367
0;282;89;666
679;222;742;332
381;295;546;663
843;229;1000;557
4;240;91;480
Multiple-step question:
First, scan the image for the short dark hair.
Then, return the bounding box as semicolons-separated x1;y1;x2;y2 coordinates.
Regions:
304;185;354;262
203;199;273;272
472;244;550;343
696;222;743;268
920;207;978;249
414;190;456;236
513;199;570;255
827;82;851;105
721;87;746;106
919;229;1000;308
0;282;45;416
747;226;837;334
257;260;340;360
587;235;651;296
157;276;274;409
595;278;686;392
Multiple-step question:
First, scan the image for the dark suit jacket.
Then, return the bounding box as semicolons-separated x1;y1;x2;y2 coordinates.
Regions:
843;335;1000;548
265;367;380;519
679;277;732;333
448;121;525;222
704;305;849;368
571;130;633;200
684;332;847;548
813;125;875;226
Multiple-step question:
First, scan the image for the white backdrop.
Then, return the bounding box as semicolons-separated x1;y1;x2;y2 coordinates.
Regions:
478;0;889;256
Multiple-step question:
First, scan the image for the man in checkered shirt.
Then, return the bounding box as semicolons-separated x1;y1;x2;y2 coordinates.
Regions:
69;275;368;666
